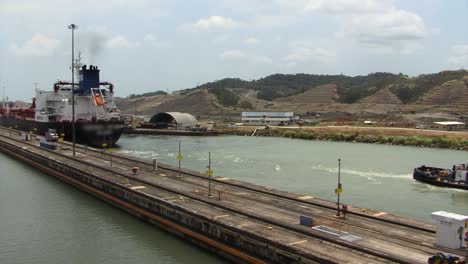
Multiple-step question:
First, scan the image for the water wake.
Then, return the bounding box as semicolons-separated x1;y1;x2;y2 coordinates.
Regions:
118;149;158;159
274;165;281;171
309;164;411;180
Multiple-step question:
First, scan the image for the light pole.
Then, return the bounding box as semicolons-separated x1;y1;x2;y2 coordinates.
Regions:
68;23;78;156
207;152;213;198
336;158;342;216
177;141;182;177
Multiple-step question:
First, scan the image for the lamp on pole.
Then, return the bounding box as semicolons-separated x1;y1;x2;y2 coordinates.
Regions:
68;23;78;156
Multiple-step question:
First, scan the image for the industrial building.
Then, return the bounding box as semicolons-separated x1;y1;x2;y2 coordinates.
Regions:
241;112;299;126
433;121;466;131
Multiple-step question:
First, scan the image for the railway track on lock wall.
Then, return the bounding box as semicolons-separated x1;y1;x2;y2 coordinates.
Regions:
0;127;463;262
0;126;428;229
0;129;410;264
43;130;436;227
45;134;464;258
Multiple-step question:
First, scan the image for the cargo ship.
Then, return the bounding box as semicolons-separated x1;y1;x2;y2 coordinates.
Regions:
0;56;124;147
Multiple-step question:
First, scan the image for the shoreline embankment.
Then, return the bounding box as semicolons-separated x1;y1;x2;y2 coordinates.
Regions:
220;126;468;150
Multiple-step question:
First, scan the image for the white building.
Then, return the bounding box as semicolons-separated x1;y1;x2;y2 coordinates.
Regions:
241;112;299;126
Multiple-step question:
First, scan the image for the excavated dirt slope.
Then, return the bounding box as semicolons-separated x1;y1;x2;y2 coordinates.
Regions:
417;78;468;105
359;87;403;104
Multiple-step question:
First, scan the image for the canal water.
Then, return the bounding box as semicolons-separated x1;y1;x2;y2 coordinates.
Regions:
1;134;467;263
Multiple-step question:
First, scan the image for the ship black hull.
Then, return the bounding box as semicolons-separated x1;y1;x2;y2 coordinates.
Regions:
0;117;123;148
413;167;468;191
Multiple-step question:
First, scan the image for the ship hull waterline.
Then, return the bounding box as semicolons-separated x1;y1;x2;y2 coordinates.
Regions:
0;117;123;148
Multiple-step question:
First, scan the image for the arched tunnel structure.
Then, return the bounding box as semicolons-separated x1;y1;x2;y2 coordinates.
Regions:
148;112;198;129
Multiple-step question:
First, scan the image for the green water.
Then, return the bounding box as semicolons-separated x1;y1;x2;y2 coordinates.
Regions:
0;153;224;264
116;135;468;221
1;134;467;263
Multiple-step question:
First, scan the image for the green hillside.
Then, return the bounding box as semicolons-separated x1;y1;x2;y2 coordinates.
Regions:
132;70;468;106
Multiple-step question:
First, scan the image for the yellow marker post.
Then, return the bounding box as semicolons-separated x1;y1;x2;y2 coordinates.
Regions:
109;148;113;167
335;187;343;194
102;143;107;157
177;141;182;177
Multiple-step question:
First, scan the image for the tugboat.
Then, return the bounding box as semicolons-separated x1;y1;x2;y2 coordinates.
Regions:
0;54;124;147
413;164;468;190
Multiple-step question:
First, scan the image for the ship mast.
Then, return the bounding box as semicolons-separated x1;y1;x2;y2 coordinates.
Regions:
2;86;5;109
74;51;83;81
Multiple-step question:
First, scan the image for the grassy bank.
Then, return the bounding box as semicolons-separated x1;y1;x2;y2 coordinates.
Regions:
269;129;468;150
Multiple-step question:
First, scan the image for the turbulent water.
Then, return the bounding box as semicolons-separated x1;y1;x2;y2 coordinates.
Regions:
1;134;467;263
116;135;468;221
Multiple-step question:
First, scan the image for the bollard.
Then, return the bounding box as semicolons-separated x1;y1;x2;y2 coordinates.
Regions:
342;204;348;219
153;158;158;171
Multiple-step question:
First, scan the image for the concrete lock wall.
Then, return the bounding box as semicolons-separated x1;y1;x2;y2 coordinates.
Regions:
0;140;320;264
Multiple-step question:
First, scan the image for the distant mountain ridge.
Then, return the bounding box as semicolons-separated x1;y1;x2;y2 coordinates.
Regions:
116;70;468;115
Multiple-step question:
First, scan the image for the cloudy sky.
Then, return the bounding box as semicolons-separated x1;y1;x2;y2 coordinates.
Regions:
1;0;467;101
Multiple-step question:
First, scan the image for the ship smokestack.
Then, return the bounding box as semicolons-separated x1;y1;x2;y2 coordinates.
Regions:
78;64;100;94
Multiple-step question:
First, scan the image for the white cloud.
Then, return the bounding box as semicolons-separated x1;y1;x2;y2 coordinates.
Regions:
277;0;390;14
220;49;246;60
106;35;140;49
0;1;44;16
342;9;426;51
277;0;427;54
83;0;150;9
286;46;335;64
191;16;238;31
220;50;272;64
11;33;61;56
0;0;152;17
143;34;157;42
244;37;259;45
253;15;294;28
212;34;231;44
448;45;468;67
253;56;273;64
143;33;169;48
